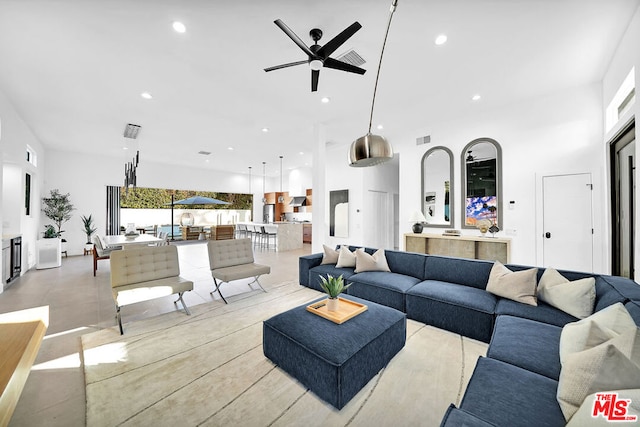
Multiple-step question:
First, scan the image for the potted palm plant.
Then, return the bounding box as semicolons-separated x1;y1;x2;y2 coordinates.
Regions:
81;215;97;251
319;274;351;311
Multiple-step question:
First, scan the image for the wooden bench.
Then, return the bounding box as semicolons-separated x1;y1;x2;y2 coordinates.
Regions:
110;245;193;334
207;238;270;303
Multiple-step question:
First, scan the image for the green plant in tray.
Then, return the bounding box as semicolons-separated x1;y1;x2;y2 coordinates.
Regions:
319;274;351;299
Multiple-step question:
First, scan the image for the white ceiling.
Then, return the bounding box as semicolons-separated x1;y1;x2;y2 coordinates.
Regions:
0;0;637;177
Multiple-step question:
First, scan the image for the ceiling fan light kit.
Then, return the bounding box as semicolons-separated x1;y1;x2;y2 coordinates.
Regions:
348;0;398;168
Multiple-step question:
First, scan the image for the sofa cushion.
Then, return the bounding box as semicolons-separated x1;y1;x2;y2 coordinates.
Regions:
595;274;640;311
460;357;565;427
298;253;323;287
336;246;356;268
347;271;421;312
626;301;640;325
538;268;595;319
557;327;640;421
486;262;538;306
385;250;427;279
495;298;577;327
487;315;562;380
406;281;497;343
440;404;497;426
354;248;390;273
424;256;494;290
321;244;339;264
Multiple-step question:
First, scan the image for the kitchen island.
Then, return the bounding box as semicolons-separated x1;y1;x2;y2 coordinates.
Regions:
240;222;303;251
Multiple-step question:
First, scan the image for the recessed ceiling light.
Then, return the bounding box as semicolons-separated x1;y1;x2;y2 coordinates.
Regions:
262;127;269;133
321;97;330;103
377;124;384;130
299;151;304;155
472;94;481;101
435;34;448;45
122;146;129;150
172;21;186;33
140;92;153;99
228;147;234;151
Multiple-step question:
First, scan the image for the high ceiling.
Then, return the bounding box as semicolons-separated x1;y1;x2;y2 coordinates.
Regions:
0;0;637;177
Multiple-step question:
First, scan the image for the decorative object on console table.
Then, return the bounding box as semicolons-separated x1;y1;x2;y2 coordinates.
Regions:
475;219;491;237
409;210;427;233
319;274;351;311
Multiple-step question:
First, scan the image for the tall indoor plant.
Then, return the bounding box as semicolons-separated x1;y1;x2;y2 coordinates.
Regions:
42;189;75;250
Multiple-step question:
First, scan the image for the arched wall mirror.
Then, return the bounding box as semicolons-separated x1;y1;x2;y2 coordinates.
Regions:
421;146;454;228
461;138;503;229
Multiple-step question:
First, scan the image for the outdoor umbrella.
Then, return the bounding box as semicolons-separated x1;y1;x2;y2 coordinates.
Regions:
166;195;231;240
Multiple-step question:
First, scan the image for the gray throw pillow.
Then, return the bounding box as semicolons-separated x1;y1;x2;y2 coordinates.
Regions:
486;261;538;306
538;268;595;319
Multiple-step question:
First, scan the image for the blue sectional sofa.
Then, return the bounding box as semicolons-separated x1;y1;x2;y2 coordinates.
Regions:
298;246;640;426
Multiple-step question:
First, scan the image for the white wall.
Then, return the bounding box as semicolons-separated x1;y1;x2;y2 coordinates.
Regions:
396;83;605;270
0;88;46;278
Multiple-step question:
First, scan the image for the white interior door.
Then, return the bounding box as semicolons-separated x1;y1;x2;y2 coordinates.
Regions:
542;173;593;271
366;190;392;249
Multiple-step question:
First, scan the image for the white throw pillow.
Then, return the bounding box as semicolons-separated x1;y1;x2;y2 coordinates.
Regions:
335;246;356;268
321;244;340;265
560;302;637;363
538;268;595;319
354;248;391;273
486;262;538;306
557;327;640;421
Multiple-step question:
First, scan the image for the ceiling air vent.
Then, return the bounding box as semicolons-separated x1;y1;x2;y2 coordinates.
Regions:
198;150;211;155
336;49;366;67
123;123;141;139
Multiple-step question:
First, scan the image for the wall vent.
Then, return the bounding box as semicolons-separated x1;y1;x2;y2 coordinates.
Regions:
416;135;431;145
336;49;366;67
124;123;141;139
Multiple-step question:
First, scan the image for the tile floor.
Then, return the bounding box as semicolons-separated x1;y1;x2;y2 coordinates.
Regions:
0;241;311;427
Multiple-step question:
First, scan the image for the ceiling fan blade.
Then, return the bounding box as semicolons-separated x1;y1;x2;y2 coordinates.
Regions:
264;60;308;72
316;22;362;58
274;19;316;58
311;69;319;92
323;57;366;75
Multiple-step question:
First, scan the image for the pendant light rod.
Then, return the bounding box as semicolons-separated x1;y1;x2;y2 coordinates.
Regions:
248;166;252;193
367;0;398;133
279;155;283;192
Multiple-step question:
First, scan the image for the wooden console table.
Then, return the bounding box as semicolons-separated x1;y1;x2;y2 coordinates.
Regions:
404;233;511;264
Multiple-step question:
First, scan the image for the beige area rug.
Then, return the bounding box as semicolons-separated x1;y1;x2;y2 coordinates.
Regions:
82;281;488;427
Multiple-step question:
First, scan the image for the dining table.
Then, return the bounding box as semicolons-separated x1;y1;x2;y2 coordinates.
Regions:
101;234;163;249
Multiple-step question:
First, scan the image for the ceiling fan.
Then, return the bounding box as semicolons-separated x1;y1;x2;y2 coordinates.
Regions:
264;19;366;92
466;151;495;163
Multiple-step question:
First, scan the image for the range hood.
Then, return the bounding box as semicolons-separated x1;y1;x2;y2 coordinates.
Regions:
289;196;307;207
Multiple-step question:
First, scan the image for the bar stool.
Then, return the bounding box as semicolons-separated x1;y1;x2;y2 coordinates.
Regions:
261;226;277;250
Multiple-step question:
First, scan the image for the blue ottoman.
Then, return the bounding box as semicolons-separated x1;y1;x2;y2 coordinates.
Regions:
263;295;406;409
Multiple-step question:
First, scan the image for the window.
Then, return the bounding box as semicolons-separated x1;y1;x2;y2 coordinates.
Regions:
26;145;37;167
606;67;636;133
25;173;31;216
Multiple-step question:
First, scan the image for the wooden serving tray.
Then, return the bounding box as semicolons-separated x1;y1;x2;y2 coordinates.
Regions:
306;297;368;324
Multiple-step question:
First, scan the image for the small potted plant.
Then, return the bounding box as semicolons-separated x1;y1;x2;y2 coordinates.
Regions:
319;274;351;311
81;215;97;251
